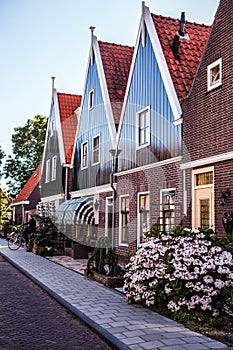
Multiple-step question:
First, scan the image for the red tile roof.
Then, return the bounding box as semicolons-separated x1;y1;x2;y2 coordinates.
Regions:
98;41;134;126
14;163;41;203
151;14;211;102
57;93;82;163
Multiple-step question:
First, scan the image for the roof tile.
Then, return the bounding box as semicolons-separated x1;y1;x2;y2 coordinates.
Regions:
151;13;210;102
14;164;41;203
98;41;134;125
57;93;82;163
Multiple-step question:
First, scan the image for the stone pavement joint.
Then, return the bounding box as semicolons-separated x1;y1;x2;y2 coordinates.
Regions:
0;238;231;350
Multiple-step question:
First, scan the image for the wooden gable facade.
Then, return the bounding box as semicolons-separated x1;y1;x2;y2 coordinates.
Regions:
40;80;81;215
114;3;210;259
182;0;233;235
72;33;133;192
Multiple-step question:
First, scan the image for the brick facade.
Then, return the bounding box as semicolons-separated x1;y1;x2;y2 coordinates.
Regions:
182;0;233;235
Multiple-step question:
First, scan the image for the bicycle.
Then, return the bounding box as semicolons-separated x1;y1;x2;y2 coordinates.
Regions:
8;226;27;250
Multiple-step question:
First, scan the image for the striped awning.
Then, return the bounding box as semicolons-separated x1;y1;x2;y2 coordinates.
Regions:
55;197;95;225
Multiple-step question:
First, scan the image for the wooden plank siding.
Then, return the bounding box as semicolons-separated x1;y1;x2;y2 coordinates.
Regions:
72;56;114;191
118;29;182;172
41;104;64;198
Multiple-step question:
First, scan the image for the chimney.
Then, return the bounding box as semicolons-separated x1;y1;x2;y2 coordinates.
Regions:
89;26;96;65
179;12;186;37
51;76;55;92
171;35;180;60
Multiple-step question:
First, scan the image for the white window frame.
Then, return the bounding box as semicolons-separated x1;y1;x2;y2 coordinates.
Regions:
81;141;88;169
160;188;176;233
51;156;57;181
137;192;150;246
92;134;100;165
136;106;151;149
207;58;222;92
45;159;51;183
88;89;94;110
119;195;129;246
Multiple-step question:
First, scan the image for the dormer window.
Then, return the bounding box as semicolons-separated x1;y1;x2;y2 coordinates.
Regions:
88;89;94;109
207;58;222;91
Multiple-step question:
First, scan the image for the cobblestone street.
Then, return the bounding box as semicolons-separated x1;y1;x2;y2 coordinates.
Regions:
0;256;112;350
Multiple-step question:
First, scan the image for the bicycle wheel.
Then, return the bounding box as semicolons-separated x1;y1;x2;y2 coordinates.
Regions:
8;233;22;250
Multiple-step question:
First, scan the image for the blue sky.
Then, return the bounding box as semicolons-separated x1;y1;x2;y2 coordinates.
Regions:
0;0;219;159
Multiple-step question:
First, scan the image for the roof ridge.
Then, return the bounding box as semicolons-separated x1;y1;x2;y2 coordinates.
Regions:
98;40;134;49
57;92;82;97
151;12;211;28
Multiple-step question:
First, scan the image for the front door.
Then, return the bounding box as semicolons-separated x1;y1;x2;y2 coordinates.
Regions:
193;167;214;230
194;187;213;229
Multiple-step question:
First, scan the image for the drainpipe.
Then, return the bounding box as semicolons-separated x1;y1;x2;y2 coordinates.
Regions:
65;166;69;200
109;149;121;248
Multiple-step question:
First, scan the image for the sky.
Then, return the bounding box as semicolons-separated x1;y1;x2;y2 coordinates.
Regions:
0;0;219;159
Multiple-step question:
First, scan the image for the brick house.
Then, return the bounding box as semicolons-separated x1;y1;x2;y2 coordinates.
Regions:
40;78;81;217
182;0;233;236
11;164;41;225
60;29;134;249
114;3;210;260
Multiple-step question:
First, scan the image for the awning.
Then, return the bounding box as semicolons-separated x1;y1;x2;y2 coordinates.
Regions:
55;197;95;225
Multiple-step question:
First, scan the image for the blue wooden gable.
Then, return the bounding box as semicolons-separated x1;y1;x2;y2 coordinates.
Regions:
72;54;115;191
118;28;182;171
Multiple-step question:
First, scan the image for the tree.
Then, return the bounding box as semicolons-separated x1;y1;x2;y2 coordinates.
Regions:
3;115;47;196
0;146;5;178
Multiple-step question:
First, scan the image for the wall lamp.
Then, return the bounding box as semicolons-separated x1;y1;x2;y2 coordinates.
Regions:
93;198;101;211
218;188;231;206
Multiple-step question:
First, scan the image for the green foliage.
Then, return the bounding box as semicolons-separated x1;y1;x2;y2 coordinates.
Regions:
0;146;5;178
3;115;47;196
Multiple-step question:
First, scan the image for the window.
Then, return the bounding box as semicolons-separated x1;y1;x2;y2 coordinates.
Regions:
92;135;100;164
50;121;54;137
51;156;57;181
119;196;129;245
160;189;176;233
81;141;88;169
207;58;222;91
138;193;150;244
137;107;150;148
45;159;51;183
88;89;94;109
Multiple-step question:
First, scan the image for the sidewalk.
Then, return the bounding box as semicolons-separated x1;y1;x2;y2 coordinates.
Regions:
0;238;230;350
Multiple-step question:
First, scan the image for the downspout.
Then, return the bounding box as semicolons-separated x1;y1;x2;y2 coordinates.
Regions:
65;166;69;200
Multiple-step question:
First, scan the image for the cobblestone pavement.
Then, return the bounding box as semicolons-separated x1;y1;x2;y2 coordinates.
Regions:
0;239;230;350
0;255;112;350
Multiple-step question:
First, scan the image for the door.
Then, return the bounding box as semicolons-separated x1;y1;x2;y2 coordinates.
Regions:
194;187;213;229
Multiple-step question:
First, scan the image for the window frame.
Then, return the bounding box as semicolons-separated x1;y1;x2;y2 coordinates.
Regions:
88;89;95;110
207;58;222;92
136;106;151;149
51;156;57;181
119;195;130;246
81;141;89;169
160;188;176;233
92;134;100;165
45;159;51;183
137;192;150;246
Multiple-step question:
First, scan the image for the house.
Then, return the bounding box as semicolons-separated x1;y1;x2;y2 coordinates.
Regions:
40;77;82;218
11;164;41;225
58;28;134;249
114;3;210;260
182;0;233;236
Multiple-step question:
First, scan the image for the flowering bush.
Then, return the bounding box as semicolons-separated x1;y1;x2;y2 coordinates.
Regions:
124;226;233;318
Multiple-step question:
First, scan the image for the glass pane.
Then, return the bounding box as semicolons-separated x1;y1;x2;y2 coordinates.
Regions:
196;172;213;186
200;199;210;228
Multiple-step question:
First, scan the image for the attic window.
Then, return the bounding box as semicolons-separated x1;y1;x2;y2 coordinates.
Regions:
207;58;222;91
88;89;94;110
